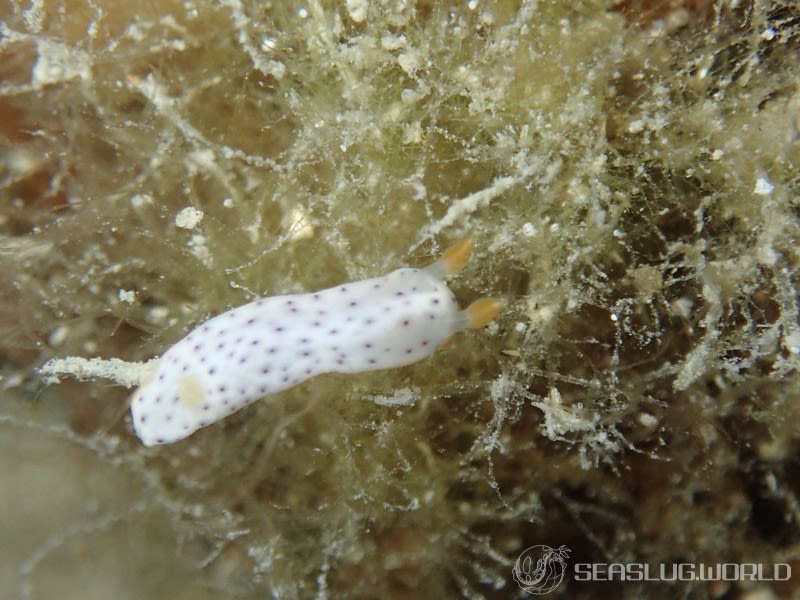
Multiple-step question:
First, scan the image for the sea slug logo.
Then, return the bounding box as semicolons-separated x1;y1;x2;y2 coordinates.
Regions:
512;544;571;595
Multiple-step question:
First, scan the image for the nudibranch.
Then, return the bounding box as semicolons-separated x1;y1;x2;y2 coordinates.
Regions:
130;240;500;446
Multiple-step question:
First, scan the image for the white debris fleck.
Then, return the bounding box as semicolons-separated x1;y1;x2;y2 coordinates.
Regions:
284;204;314;240
264;60;286;79
130;193;153;209
636;412;659;431
345;0;368;23
175;206;204;229
48;325;69;347
146;306;171;326
784;330;800;355
381;34;407;51
627;119;645;134
188;233;213;266
118;289;136;304
521;222;537;237
33;39;91;86
398;50;422;76
369;388;418;407
753;176;774;196
532;387;599;439
39;356;157;388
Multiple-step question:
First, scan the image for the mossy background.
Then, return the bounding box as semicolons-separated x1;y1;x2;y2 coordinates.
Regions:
1;0;799;598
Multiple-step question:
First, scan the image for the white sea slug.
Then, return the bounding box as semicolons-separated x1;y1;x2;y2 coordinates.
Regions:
130;240;500;446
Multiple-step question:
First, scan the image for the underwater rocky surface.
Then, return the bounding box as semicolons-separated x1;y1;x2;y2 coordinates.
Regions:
1;1;799;598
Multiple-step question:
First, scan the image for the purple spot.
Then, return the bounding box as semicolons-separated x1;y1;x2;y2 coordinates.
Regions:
251;339;260;346
217;342;225;350
318;309;327;316
154;396;162;404
172;395;180;404
301;350;311;357
240;388;247;395
412;286;418;292
364;342;372;348
329;329;338;335
396;291;405;297
365;318;374;325
368;359;376;364
158;373;165;381
305;368;312;375
313;293;321;300
313;321;322;327
432;298;440;305
165;414;173;422
282;375;290;383
227;351;235;359
275;326;284;332
428;313;436;320
300;337;310;344
268;347;277;354
261;366;271;374
373;283;381;289
199;356;206;364
140;415;147;423
405;348;413;354
421;340;429;346
208;367;216;375
403;319;410;326
247;318;257;325
202;325;210;332
202;404;210;411
181;365;188;372
349;301;358;307
239;356;247;364
340;286;348;293
259;386;267;394
218;385;227;392
193;344;201;351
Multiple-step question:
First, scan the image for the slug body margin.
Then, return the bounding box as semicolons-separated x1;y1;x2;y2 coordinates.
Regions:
130;240;499;446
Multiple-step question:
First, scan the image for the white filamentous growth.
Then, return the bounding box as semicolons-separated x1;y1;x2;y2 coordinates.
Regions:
130;246;497;446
